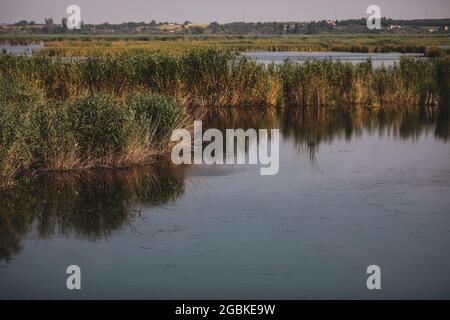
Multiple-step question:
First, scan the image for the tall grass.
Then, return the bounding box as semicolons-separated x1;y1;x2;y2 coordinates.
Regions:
1;49;447;108
279;57;449;108
0;75;185;189
1;48;448;189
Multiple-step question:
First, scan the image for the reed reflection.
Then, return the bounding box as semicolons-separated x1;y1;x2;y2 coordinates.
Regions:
200;107;449;161
0;165;185;262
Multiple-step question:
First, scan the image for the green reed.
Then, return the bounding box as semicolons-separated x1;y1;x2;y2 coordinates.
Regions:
1;48;449;189
0;75;184;189
2;49;447;107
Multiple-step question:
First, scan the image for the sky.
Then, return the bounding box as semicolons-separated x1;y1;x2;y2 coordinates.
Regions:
0;0;449;24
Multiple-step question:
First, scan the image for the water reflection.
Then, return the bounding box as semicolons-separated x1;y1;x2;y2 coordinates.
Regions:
435;108;450;142
202;107;449;158
0;108;448;262
0;165;185;261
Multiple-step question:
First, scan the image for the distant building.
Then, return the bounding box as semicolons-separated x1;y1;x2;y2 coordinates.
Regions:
389;24;402;30
158;23;182;32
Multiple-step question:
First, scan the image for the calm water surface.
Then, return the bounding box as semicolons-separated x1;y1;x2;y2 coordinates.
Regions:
243;51;424;67
0;44;43;54
0;108;449;299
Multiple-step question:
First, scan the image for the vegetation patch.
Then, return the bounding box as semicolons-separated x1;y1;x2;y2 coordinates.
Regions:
1;48;449;189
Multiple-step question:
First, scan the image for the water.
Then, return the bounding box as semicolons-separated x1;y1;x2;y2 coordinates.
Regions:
243;51;424;67
0;44;43;54
0;108;449;299
0;46;424;69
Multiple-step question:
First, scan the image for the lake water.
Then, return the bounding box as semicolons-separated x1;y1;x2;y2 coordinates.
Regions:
0;108;449;299
243;51;425;67
0;44;43;54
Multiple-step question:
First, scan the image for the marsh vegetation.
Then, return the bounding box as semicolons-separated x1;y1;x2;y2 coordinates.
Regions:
0;47;449;189
1;34;450;57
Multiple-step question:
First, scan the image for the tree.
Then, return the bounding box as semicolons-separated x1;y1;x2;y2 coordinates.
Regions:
61;17;68;30
15;20;29;26
44;17;54;33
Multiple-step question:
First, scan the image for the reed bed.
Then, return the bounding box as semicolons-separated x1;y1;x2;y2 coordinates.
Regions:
1;48;448;107
0;75;185;189
3;34;449;57
1;48;449;189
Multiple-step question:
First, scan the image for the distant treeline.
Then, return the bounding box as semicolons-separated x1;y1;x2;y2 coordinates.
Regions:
1;18;450;36
207;19;450;35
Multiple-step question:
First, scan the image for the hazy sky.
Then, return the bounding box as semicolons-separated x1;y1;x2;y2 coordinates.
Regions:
0;0;449;24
